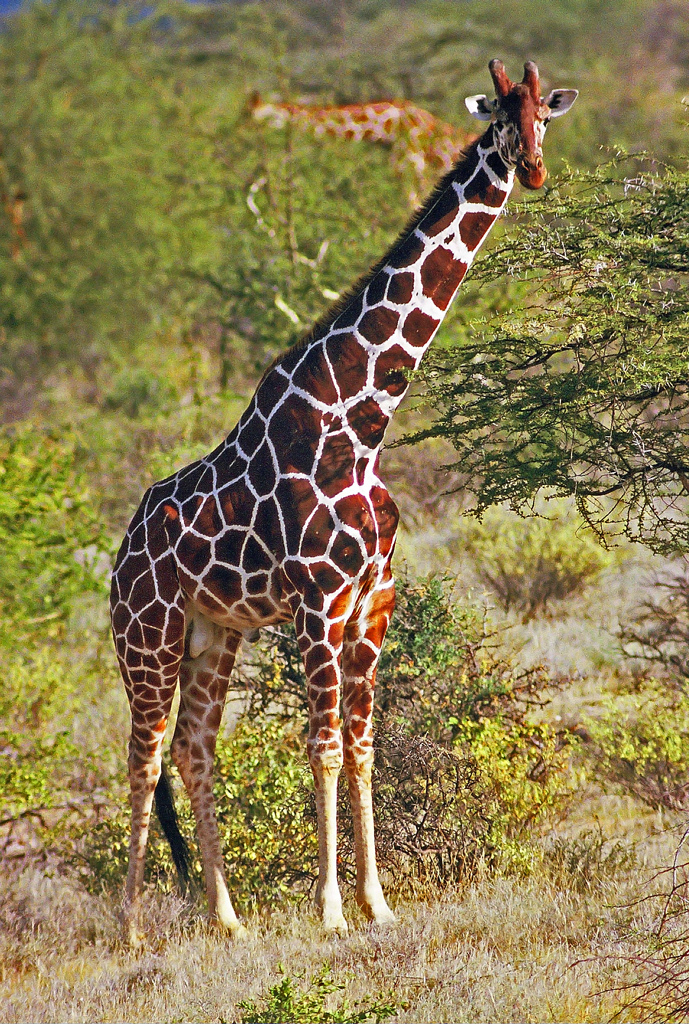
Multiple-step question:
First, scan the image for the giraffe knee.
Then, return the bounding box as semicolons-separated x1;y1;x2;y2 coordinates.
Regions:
308;743;343;776
344;743;373;780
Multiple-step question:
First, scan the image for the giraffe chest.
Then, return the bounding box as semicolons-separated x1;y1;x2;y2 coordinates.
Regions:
163;444;399;631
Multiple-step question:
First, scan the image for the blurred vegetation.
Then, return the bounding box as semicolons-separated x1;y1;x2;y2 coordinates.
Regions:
584;681;689;812
0;424;109;624
620;559;689;685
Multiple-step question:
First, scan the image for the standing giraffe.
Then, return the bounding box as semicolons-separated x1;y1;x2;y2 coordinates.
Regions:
111;59;577;943
250;94;474;205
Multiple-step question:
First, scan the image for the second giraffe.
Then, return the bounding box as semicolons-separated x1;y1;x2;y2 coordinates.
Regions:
111;59;577;943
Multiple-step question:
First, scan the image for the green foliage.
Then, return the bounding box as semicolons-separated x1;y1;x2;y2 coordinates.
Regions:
236;965;398;1024
583;681;689;811
411;159;689;553
0;1;211;357
212;717;318;904
0;424;110;626
459;503;614;617
0;641;122;862
456;718;579;873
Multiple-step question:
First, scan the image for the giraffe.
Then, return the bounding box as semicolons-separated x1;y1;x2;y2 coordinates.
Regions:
250;94;475;205
111;59;577;943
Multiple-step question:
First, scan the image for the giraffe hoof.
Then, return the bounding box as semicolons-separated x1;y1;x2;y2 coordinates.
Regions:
210;917;249;941
322;913;349;938
370;906;397;928
324;921;349;938
229;922;249;941
356;894;397;927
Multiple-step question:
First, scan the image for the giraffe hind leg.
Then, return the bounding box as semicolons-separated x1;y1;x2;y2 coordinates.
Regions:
169;623;246;937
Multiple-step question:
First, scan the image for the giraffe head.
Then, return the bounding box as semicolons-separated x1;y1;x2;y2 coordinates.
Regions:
465;59;577;189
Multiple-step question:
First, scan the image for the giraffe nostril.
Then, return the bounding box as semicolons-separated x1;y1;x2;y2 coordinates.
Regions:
519;153;542;172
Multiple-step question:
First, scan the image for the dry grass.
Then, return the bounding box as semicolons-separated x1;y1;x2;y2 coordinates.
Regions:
0;811;683;1024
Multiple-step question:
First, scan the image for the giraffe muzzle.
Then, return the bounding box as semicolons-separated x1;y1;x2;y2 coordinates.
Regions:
516;152;547;190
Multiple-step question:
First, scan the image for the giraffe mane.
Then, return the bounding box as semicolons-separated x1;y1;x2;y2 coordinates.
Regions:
259;134;484;383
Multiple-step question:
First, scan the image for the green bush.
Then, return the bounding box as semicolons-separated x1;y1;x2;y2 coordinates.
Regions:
583;681;689;811
241;575;576;886
0;424;110;629
460;503;614;618
235;964;398;1024
0;641;123;866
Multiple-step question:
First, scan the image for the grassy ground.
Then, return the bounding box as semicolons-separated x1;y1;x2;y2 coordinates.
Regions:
0;804;683;1024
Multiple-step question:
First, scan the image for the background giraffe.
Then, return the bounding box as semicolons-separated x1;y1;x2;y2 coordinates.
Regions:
111;59;576;943
250;94;476;205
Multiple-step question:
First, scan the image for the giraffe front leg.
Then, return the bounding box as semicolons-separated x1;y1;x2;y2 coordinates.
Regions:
170;627;247;939
310;742;347;936
296;603;348;936
342;581;396;926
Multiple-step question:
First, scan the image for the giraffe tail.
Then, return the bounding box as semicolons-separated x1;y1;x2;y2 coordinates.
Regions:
154;762;193;895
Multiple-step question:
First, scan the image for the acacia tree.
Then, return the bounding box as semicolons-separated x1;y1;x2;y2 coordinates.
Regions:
407;157;689;553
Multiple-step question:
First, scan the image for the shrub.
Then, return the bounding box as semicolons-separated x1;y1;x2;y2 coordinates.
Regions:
460;503;614;618
235;964;398;1024
0;423;110;629
583;681;689;811
0;645;120;867
352;718;576;884
212;717;318;905
543;828;635;893
241;575;576;886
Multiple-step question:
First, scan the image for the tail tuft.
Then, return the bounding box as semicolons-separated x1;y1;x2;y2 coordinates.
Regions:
154;762;192;894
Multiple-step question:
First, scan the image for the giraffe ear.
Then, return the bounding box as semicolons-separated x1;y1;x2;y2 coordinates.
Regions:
465;94;495;121
544;89;578;117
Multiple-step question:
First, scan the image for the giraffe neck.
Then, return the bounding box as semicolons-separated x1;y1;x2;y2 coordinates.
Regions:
255;124;513;457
